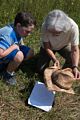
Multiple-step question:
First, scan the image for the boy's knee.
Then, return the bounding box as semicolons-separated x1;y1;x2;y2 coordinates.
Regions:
14;51;24;63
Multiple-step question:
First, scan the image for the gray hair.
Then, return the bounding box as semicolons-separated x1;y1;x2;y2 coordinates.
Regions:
44;10;71;32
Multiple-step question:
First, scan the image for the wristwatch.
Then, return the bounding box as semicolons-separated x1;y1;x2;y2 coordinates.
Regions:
72;66;78;69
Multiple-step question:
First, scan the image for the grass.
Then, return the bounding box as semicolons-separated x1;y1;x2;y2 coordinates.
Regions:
0;0;80;119
0;42;80;120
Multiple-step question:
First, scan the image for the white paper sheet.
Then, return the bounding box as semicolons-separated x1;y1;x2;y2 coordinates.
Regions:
28;81;55;112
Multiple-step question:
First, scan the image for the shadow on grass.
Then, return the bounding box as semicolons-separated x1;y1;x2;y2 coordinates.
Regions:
74;85;80;95
19;53;39;75
19;79;35;106
19;53;44;82
18;53;44;106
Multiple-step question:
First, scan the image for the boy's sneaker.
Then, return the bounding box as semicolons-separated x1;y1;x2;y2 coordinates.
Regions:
3;72;17;85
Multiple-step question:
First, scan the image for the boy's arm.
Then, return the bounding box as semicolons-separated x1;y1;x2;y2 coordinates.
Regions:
0;44;19;58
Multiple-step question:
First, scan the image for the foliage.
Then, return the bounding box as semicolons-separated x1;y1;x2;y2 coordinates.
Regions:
0;0;80;27
0;0;80;120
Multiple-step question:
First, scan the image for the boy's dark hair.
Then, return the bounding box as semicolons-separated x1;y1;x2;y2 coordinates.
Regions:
14;12;36;27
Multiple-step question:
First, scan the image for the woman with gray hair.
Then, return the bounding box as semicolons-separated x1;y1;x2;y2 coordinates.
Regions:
37;9;80;79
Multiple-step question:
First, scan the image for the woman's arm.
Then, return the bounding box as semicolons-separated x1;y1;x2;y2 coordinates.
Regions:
71;45;80;79
43;42;60;67
71;45;79;67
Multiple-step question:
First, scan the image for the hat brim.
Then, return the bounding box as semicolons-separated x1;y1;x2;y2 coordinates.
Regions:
44;66;75;94
51;83;75;94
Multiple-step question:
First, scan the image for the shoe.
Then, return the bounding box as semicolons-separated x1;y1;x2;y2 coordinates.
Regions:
3;72;17;85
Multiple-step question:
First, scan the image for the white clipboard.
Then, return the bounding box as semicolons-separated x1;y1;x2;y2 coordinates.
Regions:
28;81;55;112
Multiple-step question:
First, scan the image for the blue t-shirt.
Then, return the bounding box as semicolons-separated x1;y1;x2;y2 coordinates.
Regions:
0;24;22;50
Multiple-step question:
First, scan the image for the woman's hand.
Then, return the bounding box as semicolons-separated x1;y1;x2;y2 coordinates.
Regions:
54;59;60;68
72;67;80;79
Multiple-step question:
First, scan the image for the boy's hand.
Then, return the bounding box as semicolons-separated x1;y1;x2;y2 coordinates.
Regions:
12;44;20;50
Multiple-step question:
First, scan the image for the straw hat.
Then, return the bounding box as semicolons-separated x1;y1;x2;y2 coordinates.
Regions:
44;66;75;94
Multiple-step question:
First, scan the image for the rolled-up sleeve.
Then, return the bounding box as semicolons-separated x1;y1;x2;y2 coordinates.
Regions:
71;24;79;46
0;35;11;50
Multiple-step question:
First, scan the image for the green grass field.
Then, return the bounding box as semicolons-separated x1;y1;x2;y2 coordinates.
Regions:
0;0;80;120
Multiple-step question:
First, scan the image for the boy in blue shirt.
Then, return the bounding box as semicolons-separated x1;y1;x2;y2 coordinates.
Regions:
0;12;36;85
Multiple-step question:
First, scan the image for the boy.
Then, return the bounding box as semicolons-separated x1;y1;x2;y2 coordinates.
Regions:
0;12;36;85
